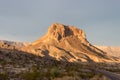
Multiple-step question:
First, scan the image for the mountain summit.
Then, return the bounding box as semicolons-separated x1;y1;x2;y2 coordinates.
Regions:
33;23;88;45
23;23;115;62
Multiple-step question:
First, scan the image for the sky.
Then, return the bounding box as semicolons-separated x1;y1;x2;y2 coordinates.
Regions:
0;0;120;46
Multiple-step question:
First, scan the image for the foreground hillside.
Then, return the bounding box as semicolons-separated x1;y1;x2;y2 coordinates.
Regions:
0;48;115;80
1;42;120;80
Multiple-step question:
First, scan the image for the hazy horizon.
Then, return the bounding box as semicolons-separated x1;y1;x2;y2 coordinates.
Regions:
0;0;120;46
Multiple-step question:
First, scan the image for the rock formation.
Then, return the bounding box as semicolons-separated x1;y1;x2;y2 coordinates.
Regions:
23;23;116;62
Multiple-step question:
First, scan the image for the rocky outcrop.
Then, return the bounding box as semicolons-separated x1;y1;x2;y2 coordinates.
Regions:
23;23;117;62
32;23;87;45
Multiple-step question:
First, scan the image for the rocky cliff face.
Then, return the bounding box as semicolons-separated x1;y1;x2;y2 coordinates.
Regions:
33;23;87;45
23;23;117;62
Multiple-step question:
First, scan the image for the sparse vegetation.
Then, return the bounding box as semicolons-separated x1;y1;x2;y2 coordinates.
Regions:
0;40;119;80
0;48;117;80
0;73;9;80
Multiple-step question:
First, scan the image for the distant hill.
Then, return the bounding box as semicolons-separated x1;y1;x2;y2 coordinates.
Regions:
0;40;29;49
95;46;120;58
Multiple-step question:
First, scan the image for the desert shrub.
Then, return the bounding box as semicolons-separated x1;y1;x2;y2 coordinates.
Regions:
21;65;41;80
50;67;63;78
0;73;9;80
67;71;75;77
0;61;7;66
79;72;95;79
66;66;75;72
21;71;42;80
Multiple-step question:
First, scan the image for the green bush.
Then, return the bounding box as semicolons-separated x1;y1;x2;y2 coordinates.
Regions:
21;71;42;80
50;67;63;78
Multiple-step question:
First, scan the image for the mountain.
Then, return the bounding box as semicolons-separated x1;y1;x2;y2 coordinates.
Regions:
22;23;116;62
0;23;120;80
95;46;120;58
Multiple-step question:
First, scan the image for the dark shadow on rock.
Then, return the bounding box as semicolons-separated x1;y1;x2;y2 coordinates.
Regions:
0;47;58;66
55;46;76;59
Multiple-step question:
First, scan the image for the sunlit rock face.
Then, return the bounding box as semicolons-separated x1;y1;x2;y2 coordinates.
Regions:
47;23;86;41
22;23;117;62
32;23;87;45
